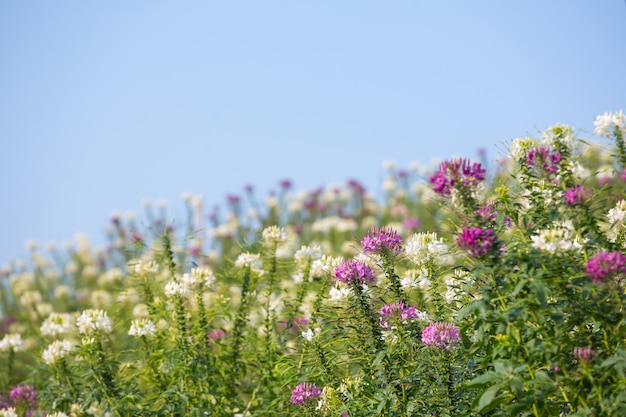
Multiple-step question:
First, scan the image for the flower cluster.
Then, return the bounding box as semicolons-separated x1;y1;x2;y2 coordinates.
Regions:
334;259;375;286
456;227;498;257
128;319;157;338
40;313;75;337
430;158;486;195
585;251;626;284
42;340;74;365
378;302;428;329
573;346;595;363
404;232;448;267
564;185;591;205
421;322;461;349
76;309;112;335
594;110;625;138
291;383;323;405
526;146;561;175
234;252;265;275
0;334;25;353
361;226;403;256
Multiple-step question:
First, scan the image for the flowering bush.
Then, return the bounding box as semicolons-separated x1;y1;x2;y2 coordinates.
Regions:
1;111;626;416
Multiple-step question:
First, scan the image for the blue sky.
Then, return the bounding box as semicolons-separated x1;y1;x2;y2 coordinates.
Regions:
1;1;625;265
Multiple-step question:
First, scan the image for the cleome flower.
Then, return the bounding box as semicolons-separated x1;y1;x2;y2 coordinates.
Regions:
594;110;625;138
456;227;498;257
0;334;25;353
40;312;75;337
291;382;323;406
76;309;112;335
429;158;486;196
42;340;74;365
421;322;461;349
405;232;449;267
128;319;157;338
585;251;626;284
234;252;265;275
334;259;375;286
361;226;403;256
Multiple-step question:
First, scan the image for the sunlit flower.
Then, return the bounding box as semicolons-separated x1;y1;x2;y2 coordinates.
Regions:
405;232;449;267
262;225;288;247
456;227;498;257
430;158;486;195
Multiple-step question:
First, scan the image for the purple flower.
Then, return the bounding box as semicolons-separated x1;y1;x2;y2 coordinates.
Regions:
456;227;498;257
421;322;460;349
564;185;591;205
621;168;626;181
585;251;626;283
402;218;421;231
379;302;425;329
429;158;486;196
291;383;323;405
526;146;561;175
573;347;595;363
9;384;37;409
334;259;375;286
361;227;403;256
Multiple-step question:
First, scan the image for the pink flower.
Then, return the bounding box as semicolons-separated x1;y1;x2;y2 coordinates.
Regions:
564;185;591;205
456;227;498;257
585;251;626;283
429;158;486;196
421;322;460;349
291;383;322;405
526;146;561;174
378;302;425;329
573;347;595;363
335;259;375;286
361;227;403;256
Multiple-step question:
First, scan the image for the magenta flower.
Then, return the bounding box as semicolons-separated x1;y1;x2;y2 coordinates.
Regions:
526;146;561;175
378;302;426;329
208;328;227;341
621;168;626;181
564;185;591;205
585;251;626;283
9;384;37;410
456;227;498;257
429;158;486;195
573;347;595;363
335;259;375;286
291;383;323;405
421;322;461;349
361;226;403;256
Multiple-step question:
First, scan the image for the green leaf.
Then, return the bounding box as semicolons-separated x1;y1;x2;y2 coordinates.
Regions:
477;384;503;413
466;371;503;388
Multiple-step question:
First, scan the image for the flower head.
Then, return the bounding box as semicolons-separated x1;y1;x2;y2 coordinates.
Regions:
261;225;288;247
405;232;449;267
334;259;375;286
430;158;486;196
0;334;25;353
291;383;323;405
378;302;428;329
76;309;112;335
573;346;595;363
526;146;561;176
594;110;625;138
564;185;591;205
42;340;74;365
585;251;626;284
421;322;460;349
456;227;498;257
128;319;157;338
9;384;37;409
361;226;403;256
234;252;265;275
40;312;75;337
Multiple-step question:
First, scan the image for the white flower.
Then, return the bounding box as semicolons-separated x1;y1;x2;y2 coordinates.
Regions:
0;407;18;417
41;312;75;337
76;309;112;335
328;285;351;302
234;253;264;275
261;225;288;247
531;222;584;254
294;245;323;264
594;110;625;137
508;137;538;162
128;319;157;338
608;200;626;225
42;340;74;365
0;334;25;352
47;413;70;417
405;232;449;267
311;255;344;277
302;328;314;342
164;280;190;298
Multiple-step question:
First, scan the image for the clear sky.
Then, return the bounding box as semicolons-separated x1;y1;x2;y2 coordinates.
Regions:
1;1;625;266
